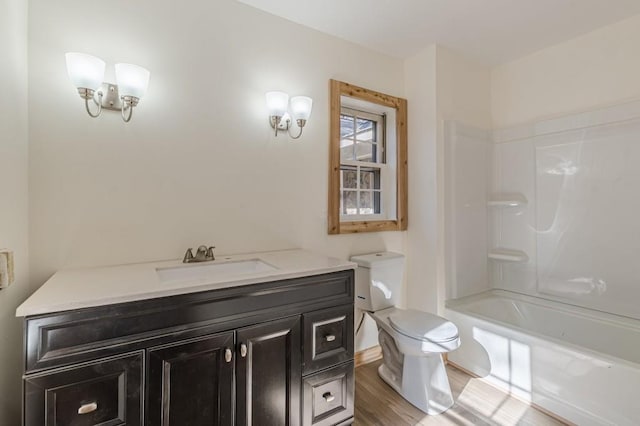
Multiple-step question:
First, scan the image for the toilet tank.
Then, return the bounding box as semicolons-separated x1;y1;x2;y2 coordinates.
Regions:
350;252;405;312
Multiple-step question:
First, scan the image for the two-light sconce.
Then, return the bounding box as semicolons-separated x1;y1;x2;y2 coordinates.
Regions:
65;52;150;122
66;54;311;132
265;91;313;139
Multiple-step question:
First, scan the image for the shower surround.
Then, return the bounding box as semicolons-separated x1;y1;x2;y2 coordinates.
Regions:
444;100;640;425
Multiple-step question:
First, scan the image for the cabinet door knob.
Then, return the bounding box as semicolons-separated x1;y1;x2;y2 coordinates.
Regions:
225;348;232;363
240;343;247;358
322;392;335;403
325;334;336;342
78;401;98;415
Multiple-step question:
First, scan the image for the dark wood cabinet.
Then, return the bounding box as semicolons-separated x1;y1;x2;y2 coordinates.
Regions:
303;305;354;374
303;361;354;426
24;352;143;426
22;270;355;426
236;316;302;426
146;332;235;426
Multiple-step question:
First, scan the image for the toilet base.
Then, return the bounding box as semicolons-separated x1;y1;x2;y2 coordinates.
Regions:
378;353;455;415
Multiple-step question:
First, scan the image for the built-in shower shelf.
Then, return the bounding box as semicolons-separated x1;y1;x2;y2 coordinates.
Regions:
488;249;529;263
488;193;527;208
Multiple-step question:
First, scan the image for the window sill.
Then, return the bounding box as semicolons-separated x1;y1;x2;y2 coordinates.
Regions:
340;214;388;221
331;219;405;234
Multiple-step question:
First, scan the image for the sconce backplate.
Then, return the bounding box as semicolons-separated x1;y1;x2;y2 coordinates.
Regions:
94;83;123;111
276;119;290;130
270;115;291;131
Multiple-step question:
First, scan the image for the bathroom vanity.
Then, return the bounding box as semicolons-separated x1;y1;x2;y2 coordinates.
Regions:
17;250;356;426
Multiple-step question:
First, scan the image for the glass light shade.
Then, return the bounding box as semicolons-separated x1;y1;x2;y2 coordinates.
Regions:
265;91;289;117
65;52;106;90
290;96;313;121
115;63;150;99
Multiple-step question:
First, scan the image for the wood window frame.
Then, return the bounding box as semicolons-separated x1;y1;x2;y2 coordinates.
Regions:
328;79;408;234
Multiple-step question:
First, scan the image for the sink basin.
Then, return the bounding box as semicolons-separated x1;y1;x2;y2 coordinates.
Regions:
157;259;277;285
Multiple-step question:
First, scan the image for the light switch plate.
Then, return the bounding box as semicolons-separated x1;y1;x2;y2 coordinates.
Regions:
0;249;14;289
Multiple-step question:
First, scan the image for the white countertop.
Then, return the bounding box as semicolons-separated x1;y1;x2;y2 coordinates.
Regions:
16;249;356;317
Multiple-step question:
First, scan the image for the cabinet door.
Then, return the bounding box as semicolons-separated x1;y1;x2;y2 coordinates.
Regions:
146;332;234;426
24;351;143;426
236;316;302;426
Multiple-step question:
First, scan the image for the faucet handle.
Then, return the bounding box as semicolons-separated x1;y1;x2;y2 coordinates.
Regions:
206;246;216;260
183;248;194;263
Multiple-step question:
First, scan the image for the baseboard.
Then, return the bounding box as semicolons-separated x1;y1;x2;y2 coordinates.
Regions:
354;345;382;367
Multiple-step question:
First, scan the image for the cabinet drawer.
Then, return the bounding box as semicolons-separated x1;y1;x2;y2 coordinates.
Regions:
303;305;354;374
24;351;143;426
303;362;354;426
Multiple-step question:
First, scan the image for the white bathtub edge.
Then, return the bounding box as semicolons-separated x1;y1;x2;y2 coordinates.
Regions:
444;293;640;426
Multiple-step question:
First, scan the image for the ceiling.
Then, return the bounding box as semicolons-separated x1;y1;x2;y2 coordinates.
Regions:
237;0;640;64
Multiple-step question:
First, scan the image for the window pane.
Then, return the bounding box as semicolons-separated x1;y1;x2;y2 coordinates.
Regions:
354;142;377;162
342;191;358;215
356;118;376;142
360;167;381;190
340;114;355;138
340;141;354;161
341;167;357;189
359;192;373;215
340;114;356;162
358;191;382;215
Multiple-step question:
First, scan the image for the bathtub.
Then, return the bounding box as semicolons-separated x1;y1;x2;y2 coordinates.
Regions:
445;290;640;426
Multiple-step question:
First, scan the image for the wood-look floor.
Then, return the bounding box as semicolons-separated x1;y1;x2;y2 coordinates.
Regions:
354;359;567;426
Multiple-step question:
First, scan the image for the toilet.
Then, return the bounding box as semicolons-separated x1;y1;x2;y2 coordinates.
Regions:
351;252;460;415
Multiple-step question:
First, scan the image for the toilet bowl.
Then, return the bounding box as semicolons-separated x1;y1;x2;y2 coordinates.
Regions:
369;307;460;414
350;252;460;415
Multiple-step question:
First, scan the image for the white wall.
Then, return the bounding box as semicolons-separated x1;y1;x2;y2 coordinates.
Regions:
0;0;29;423
404;46;492;315
28;0;406;352
492;13;640;129
436;47;493;130
404;46;439;314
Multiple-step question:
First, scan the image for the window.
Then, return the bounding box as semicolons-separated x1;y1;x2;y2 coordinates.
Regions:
328;80;407;234
340;108;385;217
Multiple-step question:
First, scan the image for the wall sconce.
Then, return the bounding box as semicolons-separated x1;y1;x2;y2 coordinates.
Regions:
266;91;313;139
65;52;150;123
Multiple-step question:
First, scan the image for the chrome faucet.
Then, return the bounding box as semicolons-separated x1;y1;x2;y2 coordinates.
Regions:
183;245;215;263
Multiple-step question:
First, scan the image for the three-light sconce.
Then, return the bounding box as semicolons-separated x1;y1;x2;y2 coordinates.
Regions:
65;52;150;122
265;91;313;139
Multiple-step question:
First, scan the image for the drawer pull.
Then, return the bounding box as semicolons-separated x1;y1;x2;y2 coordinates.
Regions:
325;334;336;342
322;392;335;403
240;343;247;358
78;402;98;415
225;348;232;363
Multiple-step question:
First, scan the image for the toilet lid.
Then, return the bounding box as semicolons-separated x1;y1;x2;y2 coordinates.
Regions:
389;310;459;343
